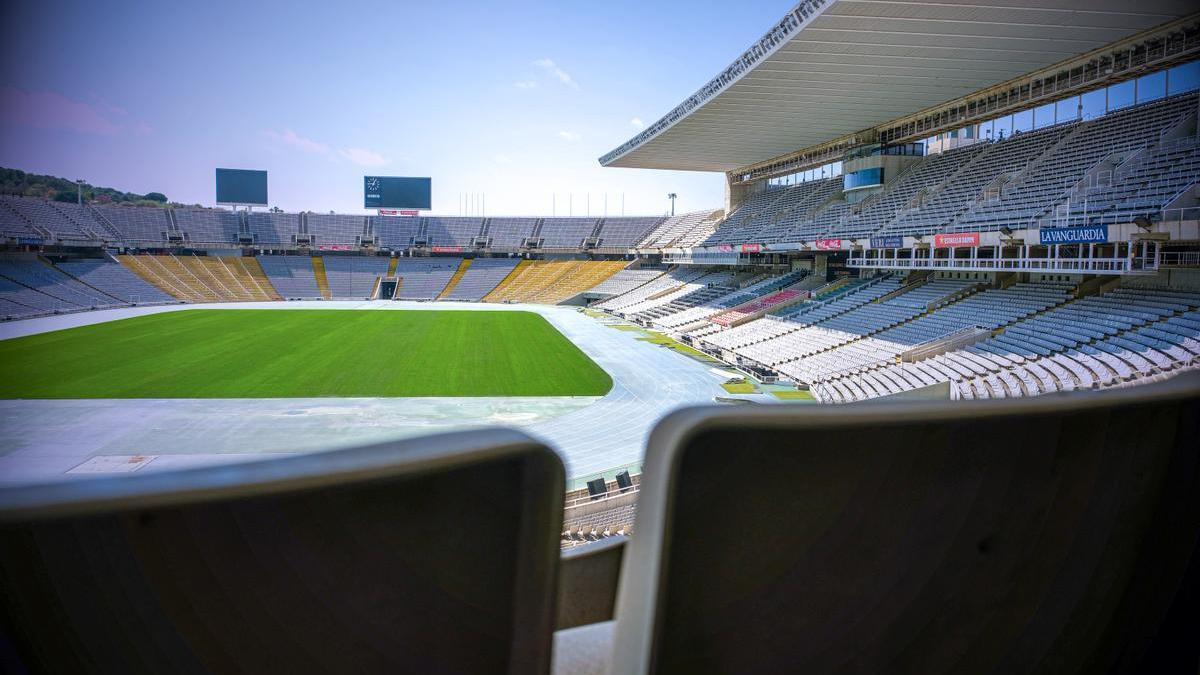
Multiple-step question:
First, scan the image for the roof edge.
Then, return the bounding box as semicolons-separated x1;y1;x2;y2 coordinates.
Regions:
597;0;833;168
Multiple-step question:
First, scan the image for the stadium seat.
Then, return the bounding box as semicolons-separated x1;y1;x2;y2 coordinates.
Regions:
0;428;564;675
567;374;1200;675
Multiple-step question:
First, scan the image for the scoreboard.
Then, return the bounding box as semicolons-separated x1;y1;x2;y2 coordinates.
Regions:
215;168;268;206
364;176;431;210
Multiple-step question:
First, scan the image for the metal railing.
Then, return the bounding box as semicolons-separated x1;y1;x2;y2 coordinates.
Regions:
1160;251;1200;267
847;255;1151;274
1159;207;1200;225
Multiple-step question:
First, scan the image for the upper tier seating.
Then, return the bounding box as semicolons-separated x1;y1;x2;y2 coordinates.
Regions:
880;123;1076;237
0;196;98;240
638;211;712;249
0;429;565;675
0;199;41;238
91;205;170;243
954;93;1198;232
311;214;369;246
1051;135;1200;228
595;217;661;248
2;95;1193;254
488;218;537;249
539;218;599;249
245;212;299;245
371;215;422;249
819;143;990;239
425;217;483;247
174;209;239;245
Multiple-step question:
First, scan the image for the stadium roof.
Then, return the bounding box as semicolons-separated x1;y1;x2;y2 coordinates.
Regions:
600;0;1199;173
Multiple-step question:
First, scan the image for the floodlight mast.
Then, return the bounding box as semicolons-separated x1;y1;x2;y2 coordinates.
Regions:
668;193;677;216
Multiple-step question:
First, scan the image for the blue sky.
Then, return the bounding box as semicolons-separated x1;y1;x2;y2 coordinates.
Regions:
0;1;790;216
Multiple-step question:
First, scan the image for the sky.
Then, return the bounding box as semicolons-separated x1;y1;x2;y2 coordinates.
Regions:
0;0;792;217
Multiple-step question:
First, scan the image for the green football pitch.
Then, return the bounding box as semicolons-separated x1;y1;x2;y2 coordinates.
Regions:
0;310;613;398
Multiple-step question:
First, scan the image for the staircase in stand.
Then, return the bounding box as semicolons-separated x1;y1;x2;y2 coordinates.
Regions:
437;259;472;299
483;260;533;302
311;257;332;299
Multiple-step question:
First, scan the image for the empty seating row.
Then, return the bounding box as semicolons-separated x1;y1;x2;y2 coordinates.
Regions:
257;255;322;299
394;258;461;300
442;258;520;301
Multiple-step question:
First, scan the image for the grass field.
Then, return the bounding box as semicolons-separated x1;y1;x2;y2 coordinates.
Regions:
720;380;757;394
772;390;816;401
0;310;612;398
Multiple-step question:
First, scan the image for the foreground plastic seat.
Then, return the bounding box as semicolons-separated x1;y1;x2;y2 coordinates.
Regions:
0;428;563;675
604;374;1200;675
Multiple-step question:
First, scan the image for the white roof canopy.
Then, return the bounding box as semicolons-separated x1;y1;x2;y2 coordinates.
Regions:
600;0;1198;172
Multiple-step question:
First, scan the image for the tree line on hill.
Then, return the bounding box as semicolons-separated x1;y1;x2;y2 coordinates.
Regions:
0;167;202;208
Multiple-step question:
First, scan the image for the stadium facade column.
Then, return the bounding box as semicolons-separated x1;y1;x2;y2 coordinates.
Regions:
725;173;763;217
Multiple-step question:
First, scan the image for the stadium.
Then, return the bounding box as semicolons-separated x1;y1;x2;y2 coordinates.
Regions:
2;1;1200;673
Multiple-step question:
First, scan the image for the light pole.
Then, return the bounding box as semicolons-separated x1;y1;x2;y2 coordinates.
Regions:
667;192;677;216
76;179;85;206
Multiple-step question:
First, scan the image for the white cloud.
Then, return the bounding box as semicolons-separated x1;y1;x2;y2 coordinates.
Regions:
513;80;538;89
264;128;329;154
534;58;579;90
340;147;389;167
630;117;645;129
493;154;513;165
557;130;580;142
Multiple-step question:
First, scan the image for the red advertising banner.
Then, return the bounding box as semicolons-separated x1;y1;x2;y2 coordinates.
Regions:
934;232;980;248
431;246;463;253
378;209;419;217
814;238;842;250
716;244;734;253
740;243;762;253
317;245;354;251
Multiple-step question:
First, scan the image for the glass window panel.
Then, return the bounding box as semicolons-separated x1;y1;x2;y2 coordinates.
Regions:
1080;89;1106;120
1108;79;1135;111
1033;102;1056;129
1056;96;1080;122
993;115;1013;140
1168;60;1200;95
1012;109;1033;133
1136;71;1167;103
844;168;884;190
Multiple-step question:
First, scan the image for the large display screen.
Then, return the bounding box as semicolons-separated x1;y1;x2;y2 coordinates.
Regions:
215;168;268;205
364;176;431;210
